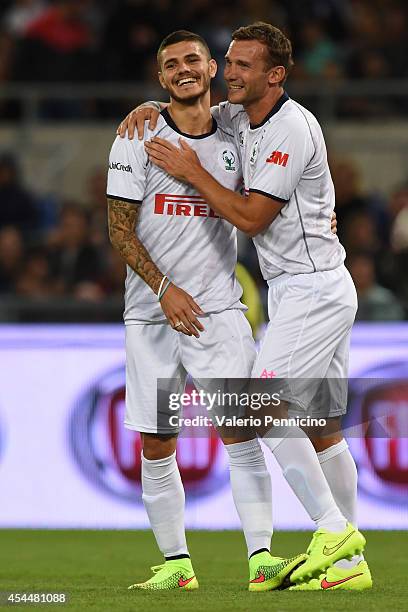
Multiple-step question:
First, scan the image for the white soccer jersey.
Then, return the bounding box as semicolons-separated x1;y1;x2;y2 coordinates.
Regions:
107;109;244;323
214;93;345;280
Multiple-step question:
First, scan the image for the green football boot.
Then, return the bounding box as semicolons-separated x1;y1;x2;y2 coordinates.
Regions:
291;523;366;583
249;551;308;592
289;560;372;591
128;558;198;591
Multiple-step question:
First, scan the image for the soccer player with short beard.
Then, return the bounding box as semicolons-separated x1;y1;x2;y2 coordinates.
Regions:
119;23;371;591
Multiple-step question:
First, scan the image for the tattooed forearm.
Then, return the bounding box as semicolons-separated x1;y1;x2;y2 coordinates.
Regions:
107;197;163;294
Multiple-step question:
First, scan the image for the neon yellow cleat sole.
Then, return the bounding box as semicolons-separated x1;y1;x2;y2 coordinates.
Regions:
128;558;199;591
291;523;366;583
289;560;372;591
249;552;308;592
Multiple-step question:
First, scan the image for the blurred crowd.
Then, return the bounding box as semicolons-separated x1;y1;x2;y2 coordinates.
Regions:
0;0;408;118
0;154;125;306
0;0;407;322
0;151;407;321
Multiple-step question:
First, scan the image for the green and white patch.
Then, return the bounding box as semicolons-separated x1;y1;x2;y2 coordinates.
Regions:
219;148;238;172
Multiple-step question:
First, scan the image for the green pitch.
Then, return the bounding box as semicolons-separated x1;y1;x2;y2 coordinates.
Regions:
1;530;407;611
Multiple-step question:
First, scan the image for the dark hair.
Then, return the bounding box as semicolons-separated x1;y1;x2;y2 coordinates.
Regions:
231;22;294;83
157;30;211;68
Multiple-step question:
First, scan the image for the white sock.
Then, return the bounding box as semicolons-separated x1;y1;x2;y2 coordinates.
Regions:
141;451;188;558
225;438;273;557
318;439;364;568
263;426;346;532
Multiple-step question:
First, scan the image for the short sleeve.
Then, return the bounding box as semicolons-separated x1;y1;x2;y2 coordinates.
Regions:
211;102;231;130
211;101;245;131
106;135;147;203
249;119;315;203
211;102;246;161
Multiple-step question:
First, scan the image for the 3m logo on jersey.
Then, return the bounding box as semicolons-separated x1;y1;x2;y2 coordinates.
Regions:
154;194;219;218
109;161;132;173
266;151;289;167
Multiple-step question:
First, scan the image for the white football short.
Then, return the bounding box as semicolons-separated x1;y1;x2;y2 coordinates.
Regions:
125;309;256;434
252;265;357;416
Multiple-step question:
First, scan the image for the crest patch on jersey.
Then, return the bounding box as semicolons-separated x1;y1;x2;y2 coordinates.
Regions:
249;141;259;165
219;148;238;172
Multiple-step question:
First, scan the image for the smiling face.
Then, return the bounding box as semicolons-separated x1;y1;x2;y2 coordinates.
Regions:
224;39;284;106
158;40;217;104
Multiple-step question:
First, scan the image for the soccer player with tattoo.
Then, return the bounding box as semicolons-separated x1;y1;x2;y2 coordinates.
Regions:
107;30;307;592
119;23;371;591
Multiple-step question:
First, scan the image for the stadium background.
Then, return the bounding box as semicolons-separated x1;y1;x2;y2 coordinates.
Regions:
0;0;407;536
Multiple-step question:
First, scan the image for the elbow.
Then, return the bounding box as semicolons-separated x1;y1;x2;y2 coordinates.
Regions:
244;225;259;238
236;217;257;236
242;220;267;237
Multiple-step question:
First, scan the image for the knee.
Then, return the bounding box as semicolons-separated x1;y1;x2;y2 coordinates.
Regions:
309;433;344;453
308;417;343;452
142;433;178;460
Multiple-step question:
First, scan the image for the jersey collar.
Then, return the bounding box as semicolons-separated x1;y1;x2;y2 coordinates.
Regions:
249;91;289;129
161;108;218;139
